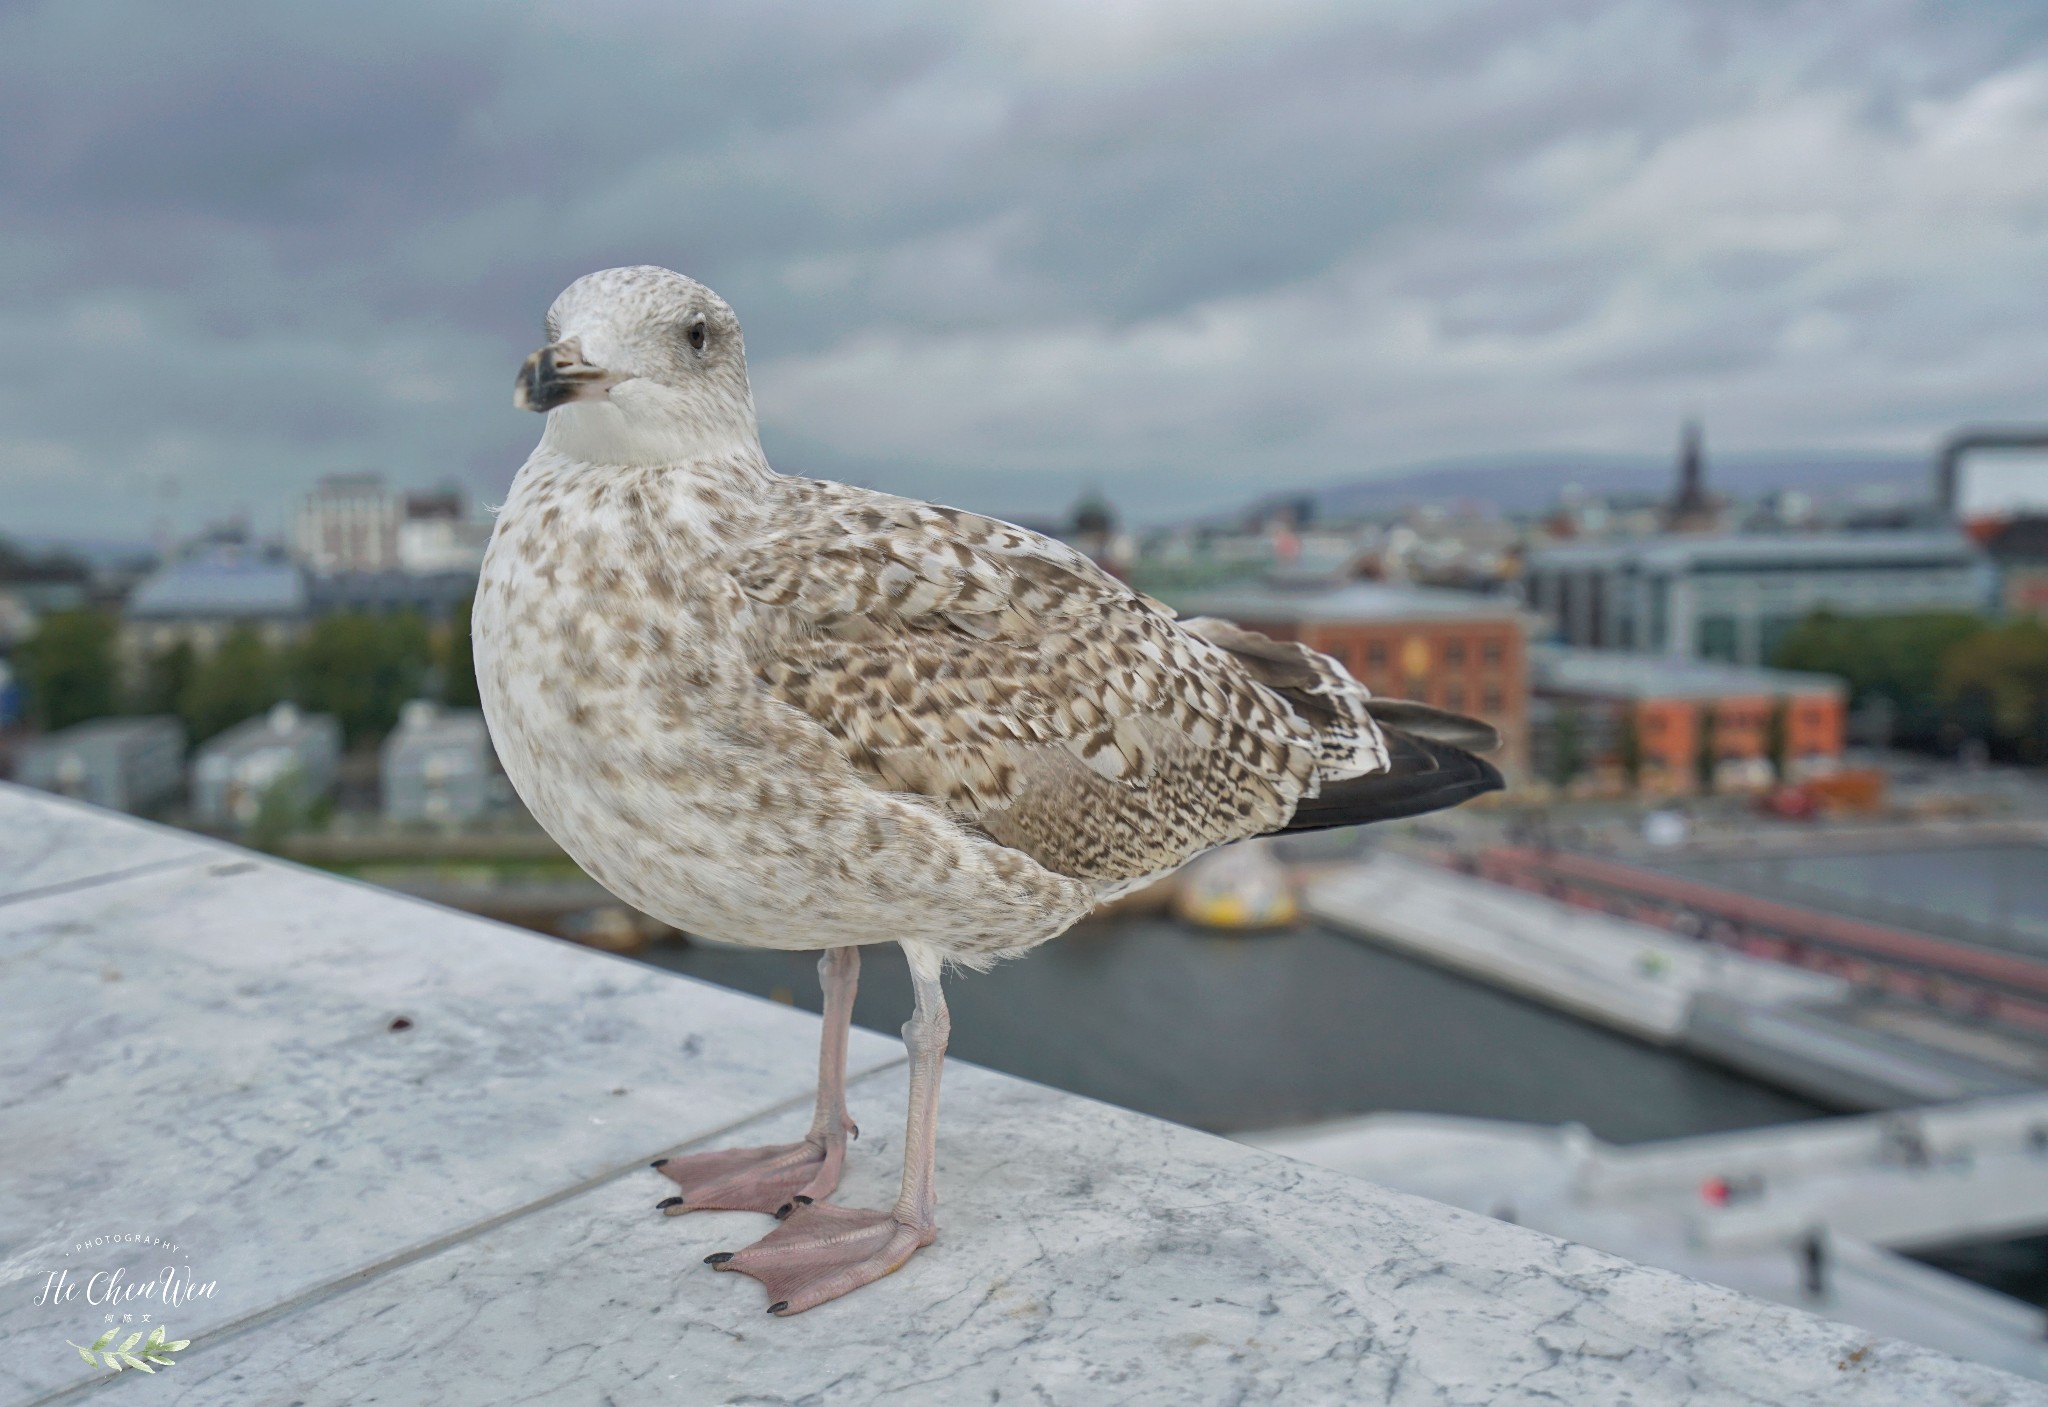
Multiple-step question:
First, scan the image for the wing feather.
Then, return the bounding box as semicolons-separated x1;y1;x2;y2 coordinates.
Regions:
731;479;1387;882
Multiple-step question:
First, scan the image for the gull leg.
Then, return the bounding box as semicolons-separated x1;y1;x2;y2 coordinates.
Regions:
652;946;860;1217
709;940;948;1315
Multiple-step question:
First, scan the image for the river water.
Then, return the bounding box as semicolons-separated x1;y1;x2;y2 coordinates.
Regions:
634;915;1824;1141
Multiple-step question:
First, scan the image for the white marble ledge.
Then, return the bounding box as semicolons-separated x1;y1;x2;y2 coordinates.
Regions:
64;1064;2048;1407
1;788;2040;1407
0;784;226;903
0;833;901;1405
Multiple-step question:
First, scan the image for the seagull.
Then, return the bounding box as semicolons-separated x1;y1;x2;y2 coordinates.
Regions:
474;265;1503;1316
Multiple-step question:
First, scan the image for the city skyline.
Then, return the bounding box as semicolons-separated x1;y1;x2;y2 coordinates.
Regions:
6;3;2048;538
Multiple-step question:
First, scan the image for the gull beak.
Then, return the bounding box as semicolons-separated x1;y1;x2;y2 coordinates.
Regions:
515;337;620;412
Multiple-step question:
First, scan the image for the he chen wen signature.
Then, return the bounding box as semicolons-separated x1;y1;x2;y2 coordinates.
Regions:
36;1262;217;1310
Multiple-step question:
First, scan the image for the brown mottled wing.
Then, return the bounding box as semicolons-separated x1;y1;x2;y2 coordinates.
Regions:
733;480;1154;640
731;480;1382;883
1176;616;1391;770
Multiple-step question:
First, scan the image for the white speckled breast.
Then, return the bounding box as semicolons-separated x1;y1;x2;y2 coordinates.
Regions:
473;448;1095;961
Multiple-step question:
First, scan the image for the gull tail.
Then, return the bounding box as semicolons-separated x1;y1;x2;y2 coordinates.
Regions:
1275;727;1503;834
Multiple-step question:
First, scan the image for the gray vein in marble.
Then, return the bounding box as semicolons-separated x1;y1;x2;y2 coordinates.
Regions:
56;1064;2048;1407
3;787;2039;1407
0;785;226;902
0;849;900;1403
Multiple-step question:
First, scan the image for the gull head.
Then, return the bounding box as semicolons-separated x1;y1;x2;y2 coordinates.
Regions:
516;266;759;466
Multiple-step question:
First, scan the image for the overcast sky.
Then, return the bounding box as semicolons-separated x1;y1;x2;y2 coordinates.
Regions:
5;0;2047;539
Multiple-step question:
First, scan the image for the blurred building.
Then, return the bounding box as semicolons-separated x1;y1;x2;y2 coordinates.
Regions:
1379;511;1524;592
1525;531;1989;666
17;716;185;813
192;703;342;829
296;474;488;577
380;700;503;823
1976;516;2048;618
1063;492;1136;578
296;472;401;574
1530;646;1845;795
1541;487;1665;543
308;570;478;622
125;551;475;677
395;487;492;575
0;543;91;652
1131;525;1292;595
1171;578;1531;773
123;558;309;670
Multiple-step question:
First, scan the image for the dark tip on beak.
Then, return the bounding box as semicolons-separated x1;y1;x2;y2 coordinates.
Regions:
515;345;572;413
515;336;612;413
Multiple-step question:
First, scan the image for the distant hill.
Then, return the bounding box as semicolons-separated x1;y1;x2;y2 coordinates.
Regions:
1239;450;1933;522
6;533;158;570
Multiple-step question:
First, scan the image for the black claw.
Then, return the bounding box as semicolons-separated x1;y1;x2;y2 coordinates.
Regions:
774;1202;793;1220
656;1196;683;1211
792;1195;814;1205
768;1301;789;1315
849;1124;860;1140
704;1252;734;1265
650;1158;669;1169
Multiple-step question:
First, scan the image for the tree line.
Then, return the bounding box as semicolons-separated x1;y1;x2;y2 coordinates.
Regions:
1771;610;2048;762
19;599;2048;763
15;599;482;747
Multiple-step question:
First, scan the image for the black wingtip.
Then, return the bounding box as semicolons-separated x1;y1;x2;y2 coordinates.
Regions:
1277;730;1504;835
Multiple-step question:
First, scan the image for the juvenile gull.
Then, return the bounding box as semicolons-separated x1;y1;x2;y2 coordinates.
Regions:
474;265;1503;1316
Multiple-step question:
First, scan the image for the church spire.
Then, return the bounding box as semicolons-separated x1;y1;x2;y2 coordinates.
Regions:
1665;419;1718;531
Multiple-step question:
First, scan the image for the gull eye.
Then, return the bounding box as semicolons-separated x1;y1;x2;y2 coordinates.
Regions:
686;320;708;352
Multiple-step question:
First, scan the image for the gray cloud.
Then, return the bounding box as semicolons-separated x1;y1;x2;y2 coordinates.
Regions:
4;0;2048;537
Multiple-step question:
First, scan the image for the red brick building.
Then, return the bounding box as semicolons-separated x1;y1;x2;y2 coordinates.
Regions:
1172;581;1531;773
1530;646;1846;794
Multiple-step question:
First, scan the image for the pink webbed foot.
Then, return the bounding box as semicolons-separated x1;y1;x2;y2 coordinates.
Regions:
651;1134;848;1219
705;1202;935;1315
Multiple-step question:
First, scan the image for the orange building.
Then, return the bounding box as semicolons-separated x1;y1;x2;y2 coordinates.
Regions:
1172;581;1531;773
1530;647;1846;794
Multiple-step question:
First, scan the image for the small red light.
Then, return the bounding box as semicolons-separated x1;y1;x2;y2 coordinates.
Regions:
1701;1177;1730;1206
